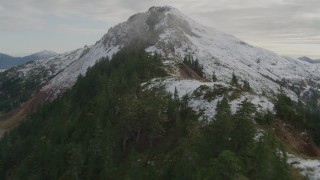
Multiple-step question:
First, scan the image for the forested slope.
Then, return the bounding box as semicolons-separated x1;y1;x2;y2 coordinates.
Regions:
0;47;292;179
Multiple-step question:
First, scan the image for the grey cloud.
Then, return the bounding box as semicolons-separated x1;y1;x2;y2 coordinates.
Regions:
189;0;320;57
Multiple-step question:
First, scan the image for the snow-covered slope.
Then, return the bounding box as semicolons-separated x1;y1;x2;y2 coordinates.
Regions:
41;44;120;98
6;42;120;99
144;77;274;119
288;154;320;180
144;6;320;98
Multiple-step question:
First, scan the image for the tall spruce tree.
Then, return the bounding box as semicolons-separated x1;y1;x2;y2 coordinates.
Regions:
231;99;256;173
212;72;217;82
231;72;238;86
209;150;245;180
232;99;256;152
253;132;291;180
212;96;233;152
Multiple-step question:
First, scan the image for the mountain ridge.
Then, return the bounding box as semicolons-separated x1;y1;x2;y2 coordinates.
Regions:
298;56;320;64
0;50;57;69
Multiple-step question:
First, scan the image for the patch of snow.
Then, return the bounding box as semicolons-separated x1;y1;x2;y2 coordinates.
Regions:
145;77;274;120
146;77;229;98
189;97;222;120
145;46;162;55
254;129;265;142
288;154;320;180
230;93;274;114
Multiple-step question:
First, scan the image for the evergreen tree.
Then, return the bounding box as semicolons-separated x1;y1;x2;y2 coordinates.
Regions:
231;99;256;172
232;99;256;152
231;72;238;86
208;150;245;180
274;93;296;122
174;87;179;101
212;96;233;152
183;55;204;77
242;80;251;91
212;72;217;82
253;133;291;180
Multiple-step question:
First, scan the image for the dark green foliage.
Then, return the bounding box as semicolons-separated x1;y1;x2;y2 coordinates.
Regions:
183;55;204;77
231;100;256;174
303;90;320;145
193;85;230;101
274;90;320;146
0;48;293;179
274;92;296;122
212;72;217;82
211;96;233;152
231;72;238;86
255;111;274;125
0;67;49;113
232;99;256;153
252;132;290;180
197;97;291;179
242;80;251;91
0;47;168;179
209;150;244;180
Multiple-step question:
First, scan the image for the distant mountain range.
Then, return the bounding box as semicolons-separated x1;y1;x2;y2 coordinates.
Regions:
298;56;320;64
0;50;57;69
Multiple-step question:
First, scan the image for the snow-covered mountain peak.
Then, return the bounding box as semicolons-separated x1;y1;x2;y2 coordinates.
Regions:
98;5;201;49
146;5;188;20
6;6;320;101
148;5;178;13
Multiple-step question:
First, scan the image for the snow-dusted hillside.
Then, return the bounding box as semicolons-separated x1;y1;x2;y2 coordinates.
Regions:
41;44;120;98
3;43;120;99
288;154;320;180
144;77;274;120
144;6;320;98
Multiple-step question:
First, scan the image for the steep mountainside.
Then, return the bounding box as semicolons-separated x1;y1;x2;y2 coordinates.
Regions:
0;50;57;69
0;5;319;140
0;5;320;179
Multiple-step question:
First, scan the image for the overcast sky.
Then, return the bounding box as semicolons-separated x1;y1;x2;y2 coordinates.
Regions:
0;0;319;58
